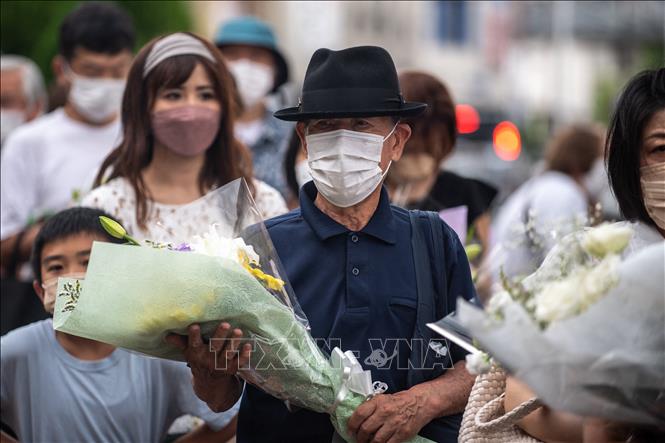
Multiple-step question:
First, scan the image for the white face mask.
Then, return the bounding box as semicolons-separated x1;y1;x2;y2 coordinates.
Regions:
67;68;125;123
305;125;397;208
228;59;274;109
1;109;26;144
41;272;86;315
640;162;665;230
295;161;312;188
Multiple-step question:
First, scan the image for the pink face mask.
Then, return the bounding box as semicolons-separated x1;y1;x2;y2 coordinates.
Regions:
151;106;220;156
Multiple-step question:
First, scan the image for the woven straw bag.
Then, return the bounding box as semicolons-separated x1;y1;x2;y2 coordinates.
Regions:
459;364;543;443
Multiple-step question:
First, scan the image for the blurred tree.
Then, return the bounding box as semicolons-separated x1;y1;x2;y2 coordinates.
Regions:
0;0;193;85
638;43;665;72
593;42;664;125
521;114;551;160
592;76;619;125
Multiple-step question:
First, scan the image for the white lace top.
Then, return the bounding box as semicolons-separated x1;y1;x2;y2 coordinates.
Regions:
81;177;287;244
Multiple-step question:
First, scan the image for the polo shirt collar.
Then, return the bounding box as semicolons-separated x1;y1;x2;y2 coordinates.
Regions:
299;182;397;244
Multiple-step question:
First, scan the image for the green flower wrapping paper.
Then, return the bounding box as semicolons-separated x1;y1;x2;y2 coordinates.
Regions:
53;243;432;442
52;179;432;442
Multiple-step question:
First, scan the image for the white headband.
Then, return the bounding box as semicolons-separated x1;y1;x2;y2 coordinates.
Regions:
143;33;216;78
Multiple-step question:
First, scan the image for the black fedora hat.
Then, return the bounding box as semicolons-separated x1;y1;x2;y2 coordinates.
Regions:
274;46;426;121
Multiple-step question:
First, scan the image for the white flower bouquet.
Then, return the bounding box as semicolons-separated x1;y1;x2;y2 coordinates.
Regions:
455;223;665;425
54;179;433;442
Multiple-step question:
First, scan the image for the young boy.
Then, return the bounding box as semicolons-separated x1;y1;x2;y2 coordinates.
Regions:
1;207;238;442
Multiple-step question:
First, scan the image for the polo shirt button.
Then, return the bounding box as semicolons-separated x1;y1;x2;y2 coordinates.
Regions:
351;234;359;243
352;267;360;276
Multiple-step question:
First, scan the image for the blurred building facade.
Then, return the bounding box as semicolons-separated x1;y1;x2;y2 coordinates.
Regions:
190;0;663;199
192;1;663;124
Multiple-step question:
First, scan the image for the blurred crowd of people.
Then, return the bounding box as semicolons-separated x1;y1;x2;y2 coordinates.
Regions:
0;1;663;443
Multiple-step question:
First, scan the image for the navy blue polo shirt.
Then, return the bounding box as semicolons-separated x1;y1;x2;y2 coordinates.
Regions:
237;182;475;443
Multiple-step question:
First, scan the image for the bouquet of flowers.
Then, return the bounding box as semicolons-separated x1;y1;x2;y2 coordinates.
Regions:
54;178;432;443
485;206;597;282
455;222;664;425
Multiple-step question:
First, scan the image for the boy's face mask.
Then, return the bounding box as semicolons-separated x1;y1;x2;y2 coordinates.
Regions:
41;272;86;314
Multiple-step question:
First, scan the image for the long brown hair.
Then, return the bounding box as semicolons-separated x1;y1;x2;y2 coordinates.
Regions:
94;32;254;229
399;71;457;165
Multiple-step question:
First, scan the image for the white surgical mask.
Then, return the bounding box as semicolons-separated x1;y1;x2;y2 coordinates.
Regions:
67;68;125;123
640;162;665;230
306;125;396;208
228;59;274;109
41;272;86;315
295;161;312;188
1;109;26;144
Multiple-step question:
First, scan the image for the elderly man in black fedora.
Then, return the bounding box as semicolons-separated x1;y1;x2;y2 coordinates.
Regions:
172;46;477;443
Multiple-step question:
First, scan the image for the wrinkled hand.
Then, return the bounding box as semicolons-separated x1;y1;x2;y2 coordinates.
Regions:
166;322;251;411
347;391;432;443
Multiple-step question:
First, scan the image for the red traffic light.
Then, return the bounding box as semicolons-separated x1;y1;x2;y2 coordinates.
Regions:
456;104;480;134
493;121;521;161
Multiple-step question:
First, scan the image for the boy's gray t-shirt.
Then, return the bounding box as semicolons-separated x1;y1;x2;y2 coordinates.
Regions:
1;319;238;442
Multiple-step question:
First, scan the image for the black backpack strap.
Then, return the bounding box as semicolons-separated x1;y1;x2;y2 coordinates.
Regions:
407;210;429;387
408;210;463;441
407;210;450;387
425;210;448;316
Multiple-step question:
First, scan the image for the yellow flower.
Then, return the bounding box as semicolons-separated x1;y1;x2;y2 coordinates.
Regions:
241;261;285;291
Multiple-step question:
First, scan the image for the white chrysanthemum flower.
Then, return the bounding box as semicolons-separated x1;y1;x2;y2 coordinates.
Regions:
487;290;512;315
189;225;260;264
535;255;620;324
466;352;492;375
534;272;584;323
579;254;620;309
582;223;633;258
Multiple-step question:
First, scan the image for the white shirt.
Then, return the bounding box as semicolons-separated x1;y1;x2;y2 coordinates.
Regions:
81;177;288;244
491;171;589;279
0;108;121;239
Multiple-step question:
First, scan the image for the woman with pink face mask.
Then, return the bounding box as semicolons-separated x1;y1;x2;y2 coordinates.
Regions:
82;33;287;243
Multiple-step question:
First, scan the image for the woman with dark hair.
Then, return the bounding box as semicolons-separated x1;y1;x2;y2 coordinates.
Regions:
496;68;665;443
82;32;287;242
386;71;498;258
606;67;665;239
282;128;309;209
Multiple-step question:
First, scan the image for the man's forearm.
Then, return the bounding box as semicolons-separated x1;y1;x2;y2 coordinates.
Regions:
407;360;475;420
